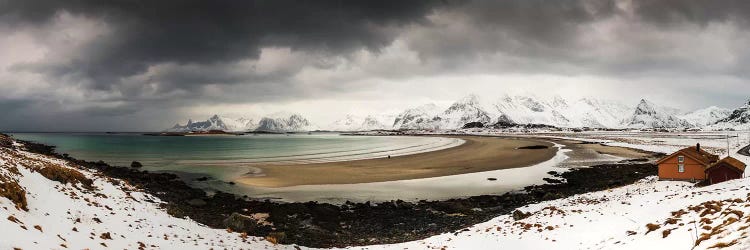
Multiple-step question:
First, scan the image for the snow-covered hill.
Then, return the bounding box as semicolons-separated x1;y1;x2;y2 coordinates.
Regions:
624;99;692;129
0;136;276;249
679;106;732;127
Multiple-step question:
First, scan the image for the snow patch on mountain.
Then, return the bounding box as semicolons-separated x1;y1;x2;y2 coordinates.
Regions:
709;100;750;130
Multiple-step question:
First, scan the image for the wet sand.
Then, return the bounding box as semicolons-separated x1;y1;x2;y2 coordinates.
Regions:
236;136;557;188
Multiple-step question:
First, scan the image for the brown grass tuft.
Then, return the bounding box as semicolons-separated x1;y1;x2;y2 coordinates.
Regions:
100;232;112;240
645;223;661;234
662;229;673;238
0;175;28;211
37;165;93;189
709;239;738;249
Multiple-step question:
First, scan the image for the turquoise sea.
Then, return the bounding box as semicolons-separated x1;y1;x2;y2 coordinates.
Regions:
8;132;462;194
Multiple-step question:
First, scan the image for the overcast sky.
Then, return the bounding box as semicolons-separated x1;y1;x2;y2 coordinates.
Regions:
1;0;749;131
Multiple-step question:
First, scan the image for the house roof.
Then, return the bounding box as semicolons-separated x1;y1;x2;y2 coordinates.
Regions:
705;156;747;173
655;146;719;166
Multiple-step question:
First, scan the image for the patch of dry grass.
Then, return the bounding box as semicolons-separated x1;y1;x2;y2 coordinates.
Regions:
0;174;27;211
37;165;93;189
645;223;661;234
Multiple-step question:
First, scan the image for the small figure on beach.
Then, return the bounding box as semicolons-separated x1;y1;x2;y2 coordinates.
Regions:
387;155;391;159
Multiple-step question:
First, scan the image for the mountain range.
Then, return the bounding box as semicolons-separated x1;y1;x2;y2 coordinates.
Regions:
166;95;750;132
167;113;318;132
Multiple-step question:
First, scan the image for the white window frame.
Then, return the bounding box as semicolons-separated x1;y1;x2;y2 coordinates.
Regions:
678;155;685;163
678;164;685;173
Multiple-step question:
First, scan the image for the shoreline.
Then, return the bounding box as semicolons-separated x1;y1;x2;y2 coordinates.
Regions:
237;136;558;187
5;132;664;248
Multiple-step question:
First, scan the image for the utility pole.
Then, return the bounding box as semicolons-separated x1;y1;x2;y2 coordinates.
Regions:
727;132;730;157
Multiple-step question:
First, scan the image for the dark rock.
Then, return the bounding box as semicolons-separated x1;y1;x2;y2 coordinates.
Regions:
187;199;207;207
224;212;261;232
487;178;497;181
518;145;549;149
462;122;484;129
543;177;563;184
130;161;143;168
512;210;531;221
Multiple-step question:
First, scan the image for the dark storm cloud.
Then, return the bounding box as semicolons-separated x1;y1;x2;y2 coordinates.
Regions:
402;0;750;77
2;0;750;131
0;0;441;91
4;0;750;91
633;0;750;26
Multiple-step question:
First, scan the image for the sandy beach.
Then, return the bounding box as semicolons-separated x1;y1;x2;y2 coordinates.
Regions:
236;136;559;187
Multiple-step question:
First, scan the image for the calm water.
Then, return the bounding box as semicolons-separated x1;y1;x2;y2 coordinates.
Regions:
9;132;462;193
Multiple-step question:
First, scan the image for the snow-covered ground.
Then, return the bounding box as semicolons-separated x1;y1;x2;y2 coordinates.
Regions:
357;176;750;250
0;142;283;249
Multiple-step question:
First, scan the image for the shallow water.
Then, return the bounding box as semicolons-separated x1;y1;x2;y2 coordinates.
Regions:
9;132;462;183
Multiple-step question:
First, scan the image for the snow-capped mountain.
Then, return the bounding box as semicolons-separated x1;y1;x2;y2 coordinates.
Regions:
678;106;732;127
360;115;390;130
255;113;318;132
392;104;442;130
710;100;750;130
167;113;317;132
624;99;692;129
328;115;361;131
166;96;749;132
492;94;570;127
560;98;633;128
328;115;391;131
437;94;494;129
394;94;646;130
167;115;258;132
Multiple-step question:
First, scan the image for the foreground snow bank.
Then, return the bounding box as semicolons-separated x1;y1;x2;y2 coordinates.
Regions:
356;176;750;250
0;143;280;249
